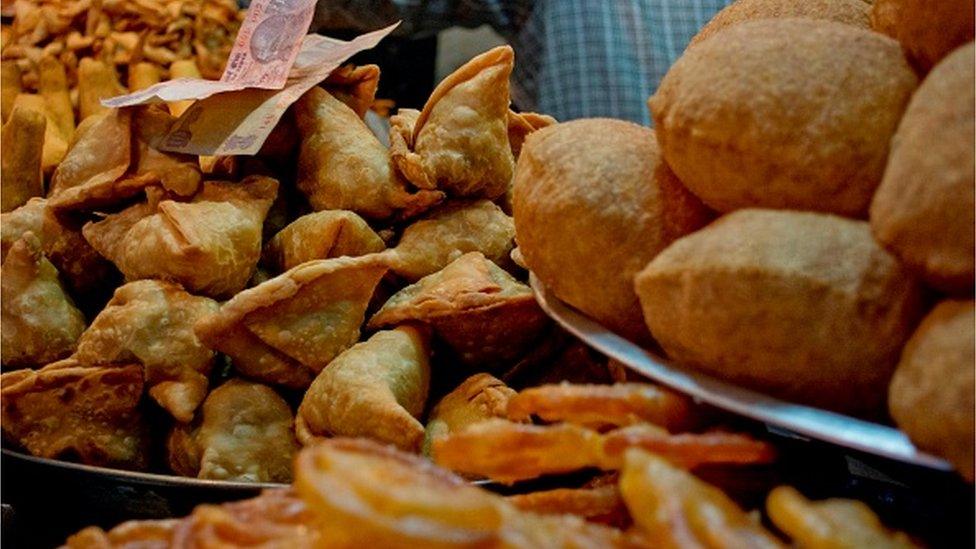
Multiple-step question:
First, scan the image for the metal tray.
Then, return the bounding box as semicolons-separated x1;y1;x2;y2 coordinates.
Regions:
529;273;952;471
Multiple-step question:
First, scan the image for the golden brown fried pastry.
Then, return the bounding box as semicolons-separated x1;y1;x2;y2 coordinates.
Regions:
690;0;870;46
77;58;124;121
513;119;712;342
369;252;549;368
1;104;45;212
766;486;919;548
132;141;203;199
620;450;783;548
0;359;148;469
635;209;923;415
294;438;630;548
294;86;443;220
651;19;917;217
128;62;162;93
323;64;381;119
10;94;68;174
1;233;86;369
870;43;975;294
507;110;557;159
296;326;431;452
72;280;218;423
381;200;516;281
0;197;44;261
167;379;298;482
38;54;75;143
48;108;132;210
65;490;318;549
423;373;517;455
263;210;385;272
1;61;20;123
83;176;277;298
888;300;975;481
506;382;698;432
507;485;629;528
390;46;515;199
194;255;388;389
871;0;974;72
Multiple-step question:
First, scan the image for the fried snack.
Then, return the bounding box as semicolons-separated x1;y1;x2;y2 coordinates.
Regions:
432;419;604;483
295;438;629;548
513;119;712;342
83;177;277;298
76;58;124;121
296;326;431;452
11;93;68;173
166;59;200;118
294;86;443;220
167;379;298;482
0;104;45;212
38;54;74;141
72;280;218;423
0;197;44;261
369;252;549;368
1;61;20;122
127;61;162;92
1;233;86;369
381;200;516;281
766;486;919;549
635;209;923;415
391;46;515;200
48;108;132;210
600;425;777;470
194;255;388;389
871;0;974;71
65;490;318;549
888;300;975;481
133;143;203;199
423;373;517;455
650;19;917;217
507;110;557;159
689;0;870;46
507;485;628;527
507;382;698;432
323;63;381;119
620;450;783;548
263;210;385;272
870;43;975;294
0;360;148;470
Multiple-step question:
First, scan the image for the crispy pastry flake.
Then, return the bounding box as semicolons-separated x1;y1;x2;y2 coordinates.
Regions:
323;63;381;119
423;373;517;456
0;104;45;212
263;210;385;272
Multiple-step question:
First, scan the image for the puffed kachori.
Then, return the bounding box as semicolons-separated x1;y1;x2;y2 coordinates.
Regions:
889;300;975;481
870;43;975;295
871;0;975;72
634;209;923;415
689;0;870;47
512;118;712;342
651;19;917;217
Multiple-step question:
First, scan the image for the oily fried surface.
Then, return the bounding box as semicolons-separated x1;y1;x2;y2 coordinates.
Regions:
507;485;630;528
600;425;777;470
506;382;699;432
689;0;869;46
423;373;517;456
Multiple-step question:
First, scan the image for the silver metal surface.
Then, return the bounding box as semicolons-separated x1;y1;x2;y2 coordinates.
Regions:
530;273;952;471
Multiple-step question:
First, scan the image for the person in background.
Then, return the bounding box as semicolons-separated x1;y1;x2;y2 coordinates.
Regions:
312;0;731;124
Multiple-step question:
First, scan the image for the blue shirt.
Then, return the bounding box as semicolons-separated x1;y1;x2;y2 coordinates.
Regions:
312;0;732;124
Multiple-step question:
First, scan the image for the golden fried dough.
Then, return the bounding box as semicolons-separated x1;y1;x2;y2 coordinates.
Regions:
0;360;148;469
634;209;923;415
1;198;45;262
507;110;557;159
296;326;431;452
48;108;132;211
513;119;712;342
391;46;515;199
83;177;277;298
167;379;298;482
0;104;45;212
72;280;218;422
1;233;86;369
369;252;549;368
323;63;381;119
690;0;870;46
870;43;975;294
871;0;974;71
381;199;516;281
423;373;518;455
194;255;388;389
651;19;917;217
263;210;385;272
888;300;975;481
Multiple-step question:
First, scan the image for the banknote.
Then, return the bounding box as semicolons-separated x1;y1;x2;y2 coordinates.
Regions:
152;24;398;156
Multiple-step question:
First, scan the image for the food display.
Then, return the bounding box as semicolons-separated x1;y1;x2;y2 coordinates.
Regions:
0;0;972;545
